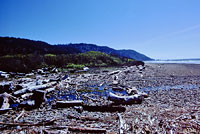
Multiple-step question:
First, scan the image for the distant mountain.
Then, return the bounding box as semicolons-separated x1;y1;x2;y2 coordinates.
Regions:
65;43;153;61
0;37;152;61
115;49;152;61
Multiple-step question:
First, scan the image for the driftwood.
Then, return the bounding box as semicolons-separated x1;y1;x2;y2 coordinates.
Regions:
83;105;126;112
126;87;138;95
118;113;126;134
14;82;57;96
68;127;106;133
0;93;18;110
108;70;121;75
19;100;35;110
19;90;46;110
55;100;83;108
108;92;144;104
14;110;25;122
0;108;12;114
0;119;55;127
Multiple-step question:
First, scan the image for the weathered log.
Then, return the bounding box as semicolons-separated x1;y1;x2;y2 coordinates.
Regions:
118;113;126;134
55;100;83;108
14;82;56;96
0;119;55;126
19;90;46;110
0;108;12;114
19;100;35;110
0;92;18;110
126;87;138;95
45;87;55;93
21;93;33;99
68;127;106;133
83;105;126;112
14;110;25;122
108;70;121;75
108;92;144;104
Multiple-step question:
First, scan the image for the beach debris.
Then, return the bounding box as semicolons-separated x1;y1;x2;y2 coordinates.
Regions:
108;92;144;104
0;92;18;109
83;105;126;112
108;70;121;75
68;127;106;133
54;100;83;108
118;113;126;134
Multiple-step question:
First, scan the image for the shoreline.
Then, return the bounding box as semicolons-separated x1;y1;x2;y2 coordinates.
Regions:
0;63;200;133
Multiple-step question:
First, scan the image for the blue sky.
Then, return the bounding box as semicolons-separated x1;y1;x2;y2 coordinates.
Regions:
0;0;200;59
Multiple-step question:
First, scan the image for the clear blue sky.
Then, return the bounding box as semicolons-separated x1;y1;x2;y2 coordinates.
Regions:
0;0;200;59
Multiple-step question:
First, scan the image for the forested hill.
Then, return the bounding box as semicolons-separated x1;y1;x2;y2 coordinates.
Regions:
0;37;152;61
0;37;80;56
66;43;152;61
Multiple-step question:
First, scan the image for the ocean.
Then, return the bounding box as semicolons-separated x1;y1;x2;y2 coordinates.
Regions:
145;59;200;64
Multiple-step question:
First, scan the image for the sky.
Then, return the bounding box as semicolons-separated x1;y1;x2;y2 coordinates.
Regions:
0;0;200;59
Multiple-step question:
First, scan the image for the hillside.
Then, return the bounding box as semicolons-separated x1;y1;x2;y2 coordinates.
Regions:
66;43;152;61
0;37;152;61
0;37;80;56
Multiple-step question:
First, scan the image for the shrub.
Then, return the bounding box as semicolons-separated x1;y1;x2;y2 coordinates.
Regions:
66;64;85;70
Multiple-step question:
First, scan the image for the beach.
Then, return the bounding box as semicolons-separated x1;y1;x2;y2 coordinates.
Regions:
0;63;200;133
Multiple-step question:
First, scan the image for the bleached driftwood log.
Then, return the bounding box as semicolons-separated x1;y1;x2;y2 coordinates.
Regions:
0;119;55;126
108;70;121;75
14;82;57;96
55;100;83;108
14;110;25;122
0;92;18;109
118;113;126;134
0;92;18;114
108;92;144;104
68;127;106;133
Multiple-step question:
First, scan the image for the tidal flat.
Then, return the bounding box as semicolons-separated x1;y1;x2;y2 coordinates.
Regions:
0;63;200;133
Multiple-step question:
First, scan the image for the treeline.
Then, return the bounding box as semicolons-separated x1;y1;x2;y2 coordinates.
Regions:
0;51;136;73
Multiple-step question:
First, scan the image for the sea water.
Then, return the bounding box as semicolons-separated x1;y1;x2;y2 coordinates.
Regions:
145;59;200;64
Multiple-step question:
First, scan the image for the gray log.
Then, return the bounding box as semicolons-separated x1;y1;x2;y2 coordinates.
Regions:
108;92;144;104
55;100;83;108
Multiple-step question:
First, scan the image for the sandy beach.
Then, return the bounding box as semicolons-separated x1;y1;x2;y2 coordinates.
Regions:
0;63;200;134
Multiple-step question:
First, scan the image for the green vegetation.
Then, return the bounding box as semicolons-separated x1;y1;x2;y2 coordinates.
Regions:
66;64;85;70
1;45;141;73
0;51;137;73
